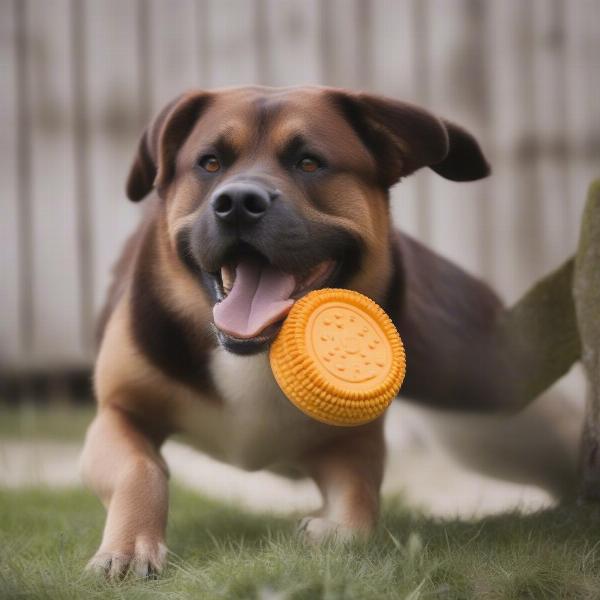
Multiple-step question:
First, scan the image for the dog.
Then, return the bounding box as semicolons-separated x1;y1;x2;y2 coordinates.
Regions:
81;85;509;577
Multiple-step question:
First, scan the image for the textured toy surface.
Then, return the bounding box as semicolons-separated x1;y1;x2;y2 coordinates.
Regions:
269;288;406;426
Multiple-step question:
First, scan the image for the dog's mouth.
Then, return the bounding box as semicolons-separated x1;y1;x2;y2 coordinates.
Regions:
209;248;339;348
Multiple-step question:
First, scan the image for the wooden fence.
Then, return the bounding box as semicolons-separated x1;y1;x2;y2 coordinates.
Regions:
0;0;599;374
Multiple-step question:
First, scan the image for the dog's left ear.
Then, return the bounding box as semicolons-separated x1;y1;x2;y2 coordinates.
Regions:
126;91;213;201
331;91;490;187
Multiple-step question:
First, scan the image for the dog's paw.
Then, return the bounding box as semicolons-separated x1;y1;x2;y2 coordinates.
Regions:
297;516;355;544
86;538;167;579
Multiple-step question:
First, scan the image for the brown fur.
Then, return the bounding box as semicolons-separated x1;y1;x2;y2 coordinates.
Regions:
81;86;498;577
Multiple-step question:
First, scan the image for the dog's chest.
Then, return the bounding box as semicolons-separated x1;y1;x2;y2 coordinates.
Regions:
177;348;322;470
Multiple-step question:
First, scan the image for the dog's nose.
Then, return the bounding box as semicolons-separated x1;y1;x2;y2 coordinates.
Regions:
210;183;272;225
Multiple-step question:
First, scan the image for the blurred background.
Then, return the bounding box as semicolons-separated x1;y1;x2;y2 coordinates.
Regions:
0;0;599;517
0;0;599;400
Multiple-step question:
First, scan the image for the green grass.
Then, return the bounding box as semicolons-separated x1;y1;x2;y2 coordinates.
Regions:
3;404;600;598
2;486;600;599
0;405;94;441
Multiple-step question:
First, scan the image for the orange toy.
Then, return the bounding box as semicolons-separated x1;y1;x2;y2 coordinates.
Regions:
269;288;406;426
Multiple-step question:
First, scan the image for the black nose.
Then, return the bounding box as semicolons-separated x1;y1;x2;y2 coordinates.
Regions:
210;183;272;225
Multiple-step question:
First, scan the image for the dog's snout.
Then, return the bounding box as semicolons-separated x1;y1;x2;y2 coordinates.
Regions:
210;183;273;225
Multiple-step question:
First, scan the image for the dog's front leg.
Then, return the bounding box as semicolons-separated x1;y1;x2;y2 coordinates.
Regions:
298;422;385;543
80;406;169;578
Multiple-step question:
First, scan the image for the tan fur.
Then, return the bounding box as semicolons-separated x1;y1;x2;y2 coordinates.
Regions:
82;86;493;577
84;263;384;576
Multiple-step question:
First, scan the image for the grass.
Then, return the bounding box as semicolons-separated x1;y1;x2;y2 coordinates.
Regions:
0;404;93;441
3;487;600;599
3;405;600;598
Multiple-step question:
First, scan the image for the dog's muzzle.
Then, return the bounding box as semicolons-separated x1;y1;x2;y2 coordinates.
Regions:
178;182;361;351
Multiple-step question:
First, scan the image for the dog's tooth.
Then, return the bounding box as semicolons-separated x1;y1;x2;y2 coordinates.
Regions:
221;265;234;292
303;261;331;289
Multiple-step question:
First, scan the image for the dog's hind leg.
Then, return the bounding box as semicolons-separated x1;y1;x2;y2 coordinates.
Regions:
390;230;581;414
80;406;169;578
297;421;385;543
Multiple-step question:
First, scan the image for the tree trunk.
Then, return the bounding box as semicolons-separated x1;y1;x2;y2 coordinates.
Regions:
573;180;600;500
492;180;600;499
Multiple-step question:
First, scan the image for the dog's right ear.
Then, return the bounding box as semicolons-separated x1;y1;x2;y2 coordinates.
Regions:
126;91;212;202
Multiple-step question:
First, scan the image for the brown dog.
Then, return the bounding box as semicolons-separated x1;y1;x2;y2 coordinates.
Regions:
81;86;505;577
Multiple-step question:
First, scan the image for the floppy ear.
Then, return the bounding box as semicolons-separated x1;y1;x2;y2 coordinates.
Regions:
331;91;490;187
126;91;212;201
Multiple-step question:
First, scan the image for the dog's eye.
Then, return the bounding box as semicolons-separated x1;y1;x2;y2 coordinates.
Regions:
297;156;321;173
198;155;221;173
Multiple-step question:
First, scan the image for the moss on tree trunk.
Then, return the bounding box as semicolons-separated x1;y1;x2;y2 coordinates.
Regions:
574;180;600;500
497;257;581;406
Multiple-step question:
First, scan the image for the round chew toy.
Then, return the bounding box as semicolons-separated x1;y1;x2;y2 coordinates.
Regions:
269;288;406;426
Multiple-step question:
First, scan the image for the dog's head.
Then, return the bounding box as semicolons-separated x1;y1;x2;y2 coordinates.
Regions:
126;86;489;354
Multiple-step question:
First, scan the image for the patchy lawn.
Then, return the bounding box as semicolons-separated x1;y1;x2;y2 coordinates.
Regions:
2;404;600;598
1;485;600;599
0;404;94;441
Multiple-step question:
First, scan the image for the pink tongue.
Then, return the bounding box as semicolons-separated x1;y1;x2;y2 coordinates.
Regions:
213;259;296;339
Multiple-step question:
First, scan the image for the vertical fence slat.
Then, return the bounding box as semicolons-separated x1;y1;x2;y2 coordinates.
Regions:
319;0;363;89
14;0;34;363
371;0;419;102
531;0;571;273
425;0;490;278
0;0;22;367
470;0;495;279
411;0;434;246
26;0;82;366
263;0;322;86
85;0;143;322
147;0;199;113
371;0;421;239
136;0;152;127
486;0;540;302
70;0;93;358
206;0;259;87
